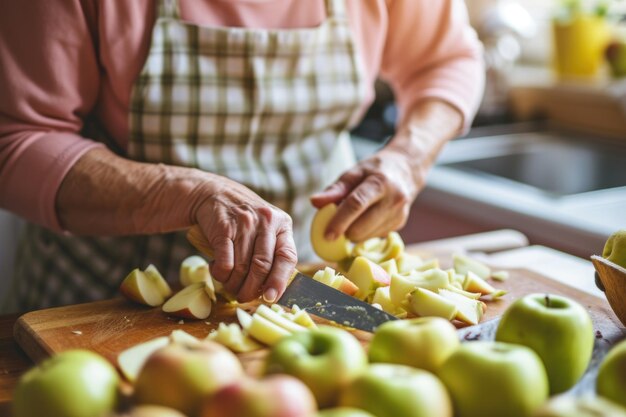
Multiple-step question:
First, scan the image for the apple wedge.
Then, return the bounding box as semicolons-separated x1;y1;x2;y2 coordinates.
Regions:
207;323;263;353
311;203;353;262
408;288;458;321
312;267;359;297
162;282;213;319
389;269;449;306
371;286;407;317
120;266;173;307
438;289;484;325
463;271;497;295
379;259;399;275
352;232;405;264
247;314;293;346
395;252;423;274
255;305;309;334
346;256;391;301
118;336;170;382
453;254;491;280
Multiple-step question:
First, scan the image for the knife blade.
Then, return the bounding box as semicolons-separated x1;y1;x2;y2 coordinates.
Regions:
186;225;397;332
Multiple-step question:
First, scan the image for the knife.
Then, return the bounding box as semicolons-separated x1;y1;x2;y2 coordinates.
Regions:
186;225;397;332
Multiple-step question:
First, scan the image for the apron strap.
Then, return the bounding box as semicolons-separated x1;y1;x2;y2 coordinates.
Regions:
158;0;181;20
326;0;348;20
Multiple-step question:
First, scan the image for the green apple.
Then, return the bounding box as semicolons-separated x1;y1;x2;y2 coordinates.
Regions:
368;317;459;373
133;340;244;416
200;375;317;417
596;338;626;408
339;363;452;417
264;325;367;408
13;349;119;417
533;395;626;417
311;203;353;262
438;341;549;417
316;408;376;417
495;293;594;394
345;256;391;301
602;229;626;268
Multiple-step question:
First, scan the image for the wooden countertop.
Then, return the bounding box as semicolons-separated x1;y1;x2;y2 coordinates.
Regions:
0;229;608;413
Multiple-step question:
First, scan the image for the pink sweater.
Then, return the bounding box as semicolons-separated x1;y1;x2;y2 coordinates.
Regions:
0;0;484;232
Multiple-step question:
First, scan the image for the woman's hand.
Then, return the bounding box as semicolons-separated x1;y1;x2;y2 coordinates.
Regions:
310;147;420;242
310;99;464;243
192;180;298;303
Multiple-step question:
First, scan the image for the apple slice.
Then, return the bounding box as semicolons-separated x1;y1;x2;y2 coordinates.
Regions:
395;252;423;274
120;267;172;307
207;323;263;353
492;270;510;282
346;256;391;301
118;336;169;382
443;284;481;300
289;308;318;329
312;267;359;297
389;269;449;306
463;271;497;295
379;259;399;275
236;308;254;330
180;256;211;286
311;203;353;262
162;282;213;319
247;314;293;346
168;329;201;346
438;289;484;325
408;288;458;321
453;254;491;280
352;232;405;264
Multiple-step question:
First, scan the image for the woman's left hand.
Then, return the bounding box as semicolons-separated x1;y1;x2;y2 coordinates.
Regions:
310;146;421;242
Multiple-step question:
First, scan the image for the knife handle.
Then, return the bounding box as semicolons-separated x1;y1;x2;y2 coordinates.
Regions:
186;225;215;259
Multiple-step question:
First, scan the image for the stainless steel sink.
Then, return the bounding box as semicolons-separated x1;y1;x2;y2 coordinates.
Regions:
440;132;626;197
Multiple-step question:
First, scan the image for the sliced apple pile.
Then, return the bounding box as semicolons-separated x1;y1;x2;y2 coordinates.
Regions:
312;267;358;297
345;257;391;302
119;265;173;307
352;232;405;264
207;323;263;353
162;282;214;320
117;330;200;382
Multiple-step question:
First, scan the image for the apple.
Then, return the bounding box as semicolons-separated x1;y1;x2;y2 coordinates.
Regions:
408;288;458;320
311;203;353;262
162;282;213;320
438;341;549;417
442;284;481;300
13;349;120;417
371;286;406;316
395;252;424;274
602;229;626;268
264;326;367;408
120;266;173;307
180;256;210;286
200;375;317;417
352;232;404;264
118;405;187;417
463;271;496;295
207;322;263;353
345;256;391;301
438;289;484;325
378;259;398;275
312;267;359;297
133;340;244;416
368;317;459;372
533;395;626;417
495;293;594;394
389;268;449;306
596;338;626;408
453;254;490;280
316;408;376;417
339;363;452;417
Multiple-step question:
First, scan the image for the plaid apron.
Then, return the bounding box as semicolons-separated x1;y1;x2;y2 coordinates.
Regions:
4;0;365;312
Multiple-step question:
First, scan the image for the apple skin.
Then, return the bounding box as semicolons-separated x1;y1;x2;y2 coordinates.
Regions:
438;341;549;417
201;375;317;417
495;293;594;394
596;338;626;409
602;229;626;268
339;363;452;417
316;408;376;417
368;317;459;373
13;349;119;417
264;326;367;408
533;395;626;417
133;341;244;417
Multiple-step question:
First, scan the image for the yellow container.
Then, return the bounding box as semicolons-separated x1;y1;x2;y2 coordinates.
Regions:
553;15;610;78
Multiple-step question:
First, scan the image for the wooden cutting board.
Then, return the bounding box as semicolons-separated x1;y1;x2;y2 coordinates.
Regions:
13;255;626;382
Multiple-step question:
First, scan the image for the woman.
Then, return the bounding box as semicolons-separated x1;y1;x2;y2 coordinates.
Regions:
0;0;484;312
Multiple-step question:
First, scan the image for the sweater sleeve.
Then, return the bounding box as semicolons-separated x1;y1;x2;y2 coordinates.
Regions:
0;0;105;231
380;0;485;132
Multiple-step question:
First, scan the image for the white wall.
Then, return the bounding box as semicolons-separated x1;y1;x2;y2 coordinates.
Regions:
0;210;24;302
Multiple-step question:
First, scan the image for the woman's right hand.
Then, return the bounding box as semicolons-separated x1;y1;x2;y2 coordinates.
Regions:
192;179;298;304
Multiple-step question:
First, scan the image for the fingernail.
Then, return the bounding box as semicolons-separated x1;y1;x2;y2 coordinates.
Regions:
263;288;278;303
